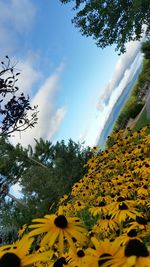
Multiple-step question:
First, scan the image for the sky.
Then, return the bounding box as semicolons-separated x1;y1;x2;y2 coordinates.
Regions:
0;0;143;149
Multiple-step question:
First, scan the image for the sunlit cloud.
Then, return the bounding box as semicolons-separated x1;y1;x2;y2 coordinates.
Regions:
95;49;143;145
82;40;143;148
97;40;142;110
15;58;42;95
10;64;66;147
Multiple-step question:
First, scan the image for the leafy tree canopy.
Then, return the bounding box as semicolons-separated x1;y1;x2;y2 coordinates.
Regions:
0;138;92;228
60;0;150;53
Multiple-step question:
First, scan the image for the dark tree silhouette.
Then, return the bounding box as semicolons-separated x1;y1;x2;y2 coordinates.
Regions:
60;0;150;53
0;56;38;136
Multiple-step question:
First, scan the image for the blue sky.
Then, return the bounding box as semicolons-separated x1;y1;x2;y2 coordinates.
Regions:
0;0;143;148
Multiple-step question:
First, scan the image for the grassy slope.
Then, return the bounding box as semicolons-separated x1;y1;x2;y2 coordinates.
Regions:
133;107;150;131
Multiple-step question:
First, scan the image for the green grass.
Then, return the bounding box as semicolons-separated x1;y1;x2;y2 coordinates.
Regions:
133;107;150;132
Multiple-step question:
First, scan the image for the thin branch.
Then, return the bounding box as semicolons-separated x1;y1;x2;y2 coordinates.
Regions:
29;157;49;169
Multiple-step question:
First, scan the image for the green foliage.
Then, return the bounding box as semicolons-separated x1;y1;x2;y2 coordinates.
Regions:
60;0;150;53
141;40;150;59
133;107;150;132
0;137;27;202
106;135;116;149
130;102;144;118
0;138;92;228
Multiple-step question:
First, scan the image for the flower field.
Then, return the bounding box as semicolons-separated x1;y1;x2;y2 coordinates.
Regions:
0;126;150;267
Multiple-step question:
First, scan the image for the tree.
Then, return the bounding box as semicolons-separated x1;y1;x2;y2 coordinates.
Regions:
141;40;150;59
0;138;92;228
60;0;150;53
0;56;38;136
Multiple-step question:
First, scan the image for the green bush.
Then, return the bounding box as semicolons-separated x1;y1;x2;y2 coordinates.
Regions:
130;102;144;118
141;40;150;60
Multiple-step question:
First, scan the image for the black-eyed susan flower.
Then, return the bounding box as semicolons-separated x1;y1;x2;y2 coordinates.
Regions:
96;215;118;232
0;235;51;267
74;200;86;211
29;214;87;254
86;237;121;267
59;194;69;204
18;224;27;238
117;228;143;246
137;185;149;196
49;256;71;267
67;248;89;267
128;216;150;232
105;239;150;267
89;199;109;216
109;200;140;223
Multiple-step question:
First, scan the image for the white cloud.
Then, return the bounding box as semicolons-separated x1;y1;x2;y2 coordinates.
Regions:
97;40;142;110
10;65;66;147
16;58;42;94
0;0;36;32
82;41;143;148
78;127;89;144
95;50;143;142
0;0;36;54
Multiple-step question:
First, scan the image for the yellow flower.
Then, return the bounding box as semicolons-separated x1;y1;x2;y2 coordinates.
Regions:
108;199;140;223
128;216;150;232
105;239;150;267
86;238;121;267
92;213;118;238
67;248;89;267
49;256;71;267
117;229;143;246
89;199;109;216
29;214;87;254
59;194;69;204
137;185;149;196
0;235;51;267
74;200;86;211
18;224;27;238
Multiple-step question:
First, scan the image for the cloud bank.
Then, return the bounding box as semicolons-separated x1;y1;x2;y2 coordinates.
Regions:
97;40;143;110
94;41;143;144
80;40;143;147
10;63;66;147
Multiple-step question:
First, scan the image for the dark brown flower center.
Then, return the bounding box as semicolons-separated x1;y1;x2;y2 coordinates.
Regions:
54;215;68;229
119;203;128;210
117;196;125;202
127;229;137;237
72;237;77;243
143;185;148;189
105;215;111;220
77;250;85;257
53;257;67;267
125;239;149;257
136;216;147;225
98;253;111;266
98;200;106;207
0;253;21;267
